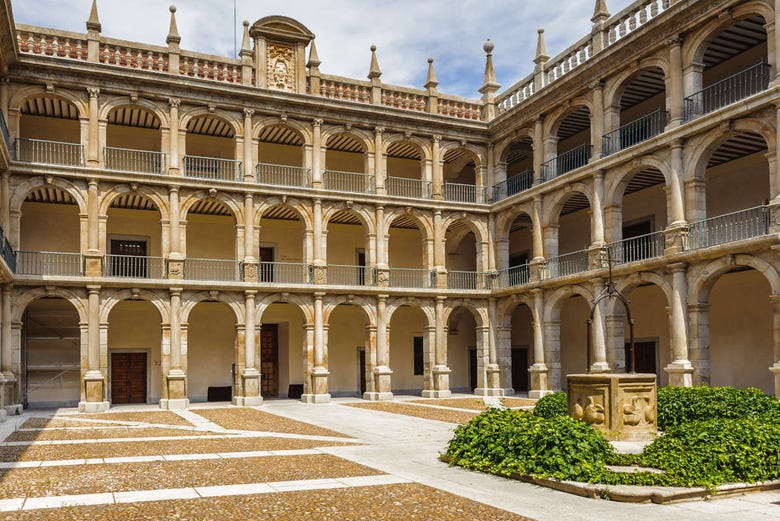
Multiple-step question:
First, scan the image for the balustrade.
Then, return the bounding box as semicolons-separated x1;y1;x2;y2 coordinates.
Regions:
256;164;311;188
183;156;241;182
16;251;83;276
15;138;84;166
322;170;374;194
104;147;166;174
684;63;770;121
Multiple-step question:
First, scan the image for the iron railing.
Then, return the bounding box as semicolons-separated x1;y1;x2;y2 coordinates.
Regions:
103;147;166;174
386;176;431;199
541;144;592;181
323;170;374;193
386;267;434;288
15;138;84;166
0;110;10;150
684;62;771;121
686;206;769;250
16;251;83;276
327;264;370;286
543;249;590;279
447;270;488;290
184;258;241;281
443;183;489;204
0;229;14;272
256;163;311;188
602;109;668;156
493;263;531;288
258;261;311;284
607;231;665;265
103;254;165;279
492;170;534;202
183;155;241;182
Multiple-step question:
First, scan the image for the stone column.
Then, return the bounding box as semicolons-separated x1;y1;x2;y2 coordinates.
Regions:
475;298;502;396
303;293;330;403
83;180;102;276
243;109;255;182
168;98;181;174
243;193;258;282
590;81;604;160
433;210;447;288
769;295;780;398
236;291;262;405
431;135;443;199
426;296;451;398
665;263;694;385
544;318;562;391
366;295;392;400
311;119;323;188
588;171;607;270
86;87;100;165
0;285;14;412
311;199;326;284
167;186;183;279
529;288;551;397
374;127;385;195
80;285;108;412
422;325;436;393
688;303;710;386
590;279;610;373
667;36;684;126
162;288;188;409
533;118;544;183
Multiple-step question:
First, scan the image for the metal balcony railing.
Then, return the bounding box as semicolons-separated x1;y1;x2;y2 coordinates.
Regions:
447;270;488;290
541;144;592;181
184;258;241;281
16;251;83;276
258;261;311;284
256;163;311;188
493;263;531;289
387;267;434;288
443;183;489;204
492;170;534;202
602;109;668;156
323;170;374;194
103;147;166;174
327;264;370;286
684;62;771;121
15;138;84;166
0;226;14;272
543;249;590;279
386;176;431;199
104;255;165;279
183;155;241;182
0;110;10;150
607;231;665;265
686;206;769;250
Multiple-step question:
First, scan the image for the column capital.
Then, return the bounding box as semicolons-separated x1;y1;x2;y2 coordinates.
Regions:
86;87;100;98
243;108;255;118
588;80;604;91
88;178;99;188
169;287;183;297
168;185;180;194
374;126;385;136
86;284;101;294
670;137;685;150
312;118;323;127
244;289;257;297
432;134;441;143
667;261;688;273
168;97;181;108
666;34;683;47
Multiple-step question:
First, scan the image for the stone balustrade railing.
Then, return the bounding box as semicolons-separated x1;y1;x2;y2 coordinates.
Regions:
316;75;372;104
99;38;168;72
438;95;483;120
178;51;242;84
17;26;88;60
381;86;427;112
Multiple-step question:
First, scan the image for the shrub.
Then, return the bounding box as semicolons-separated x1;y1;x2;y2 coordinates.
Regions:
532;391;567;418
657;385;780;429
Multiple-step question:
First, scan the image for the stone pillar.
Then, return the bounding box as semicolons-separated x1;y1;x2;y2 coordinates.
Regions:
311;199;326;284
235;291;261;405
769;295;780;398
374;127;385;195
665;263;694;386
79;285;108;412
0;285;14;413
475;298;502;396
529;289;551;398
422;324;436;393
590;280;610;373
311;119;323;188
531;196;545;260
86;87;100;165
167;186;183;279
664;139;688;254
243;109;255;182
591;171;606;245
533;118;544;183
303;293;330;403
425;296;451;398
544;319;562;391
667;36;684;126
161;288;188;409
431;135;443;199
83;180;102;276
366;295;392;400
168;98;181;174
590;82;604;160
243;193;257;282
688;303;710;386
433;210;447;287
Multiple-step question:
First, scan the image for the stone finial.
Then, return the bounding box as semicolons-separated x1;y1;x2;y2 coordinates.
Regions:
592;0;610;23
534;28;549;64
239;20;252;58
86;0;101;33
368;45;382;80
307;38;321;69
424;57;439;90
166;5;181;45
478;39;500;94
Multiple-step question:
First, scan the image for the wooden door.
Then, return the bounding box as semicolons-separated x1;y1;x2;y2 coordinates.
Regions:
356;250;366;286
359;349;366;395
111;352;147;404
511;347;529;392
469;349;477;392
261;324;279;397
625;341;657;374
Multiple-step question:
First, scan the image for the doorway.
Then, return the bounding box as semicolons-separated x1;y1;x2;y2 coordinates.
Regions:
625;340;657;374
511;347;529;392
259;247;275;282
111;352;147;404
261;324;279;396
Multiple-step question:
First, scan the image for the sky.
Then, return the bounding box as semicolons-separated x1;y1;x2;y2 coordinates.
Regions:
11;0;636;98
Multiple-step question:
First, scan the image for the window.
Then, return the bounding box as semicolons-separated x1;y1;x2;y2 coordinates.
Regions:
413;336;424;376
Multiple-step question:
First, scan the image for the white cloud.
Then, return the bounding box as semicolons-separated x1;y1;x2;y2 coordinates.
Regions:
11;0;636;97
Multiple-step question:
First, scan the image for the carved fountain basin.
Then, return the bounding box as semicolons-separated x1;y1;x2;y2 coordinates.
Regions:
566;373;657;441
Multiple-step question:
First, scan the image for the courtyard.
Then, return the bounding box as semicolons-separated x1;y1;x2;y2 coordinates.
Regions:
0;398;775;520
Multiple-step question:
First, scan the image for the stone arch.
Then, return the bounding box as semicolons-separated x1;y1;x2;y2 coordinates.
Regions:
607;271;673;315
11;176;88;215
544;284;595;320
440;142;483;170
689;254;780;305
99;288;171;323
544;98;593;138
254;196;313;230
98;184;170;221
12;287;88;324
383;134;431;161
543;182;593;227
99;96;169;128
180;108;242;138
385;297;435;325
604;156;672;208
322;203;376;236
9;86;88;119
179;190;244;226
603;58;670;112
496;204;535;243
254;116;313;145
254;293;314;324
440;213;488;246
383;207;434;241
494;128;535;166
321;126;374;155
442;300;487;327
322;295;377;326
497;294;535;329
181;291;244;324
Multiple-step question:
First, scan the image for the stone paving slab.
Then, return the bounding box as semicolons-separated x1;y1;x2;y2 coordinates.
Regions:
192;406;353;438
64;411;194;426
4;427;210;442
344;400;478;424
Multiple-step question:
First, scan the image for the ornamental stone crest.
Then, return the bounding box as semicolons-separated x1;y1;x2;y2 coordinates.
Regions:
267;42;295;91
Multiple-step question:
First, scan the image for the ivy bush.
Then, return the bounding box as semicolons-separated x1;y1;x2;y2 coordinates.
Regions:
532;391;567;419
657;385;780;429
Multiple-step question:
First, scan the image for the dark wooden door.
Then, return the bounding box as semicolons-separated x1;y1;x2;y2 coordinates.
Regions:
625;341;657;374
261;324;279;397
511;348;529;392
469;349;477;392
357;250;366;286
111;352;147;404
110;239;147;277
258;247;275;283
359;349;366;395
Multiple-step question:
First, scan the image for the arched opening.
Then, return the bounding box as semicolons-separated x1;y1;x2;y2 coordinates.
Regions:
544;106;591;180
610;167;667;263
443;148;482;203
259;302;306;398
327;304;369;396
445;221;479;289
557;294;590;391
504;212;533;286
548;192;591;278
604;67;667;155
184;115;238;181
105;105;164;174
258;205;307;284
187;301;236;402
257;125;307;188
184;199;239;281
107;300;162;404
495;136;534;200
447;306;478;393
386;140;427;199
688;16;769;119
22;298;80;407
387;214;429;288
325;210;370;286
17;95;82;166
18;187;82;276
389;304;429;395
105;193;164;279
323;133;371;193
508;302;533;394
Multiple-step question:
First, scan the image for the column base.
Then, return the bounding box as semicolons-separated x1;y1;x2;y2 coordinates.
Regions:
232;396;263;406
769;363;780;399
501;388;516;396
78;401;110;413
665;360;694;387
159;398;190;410
474;387;505;397
421;390;451;399
528;389;556;399
300;393;331;404
589;362;611;374
374;366;393;395
363;391;393;401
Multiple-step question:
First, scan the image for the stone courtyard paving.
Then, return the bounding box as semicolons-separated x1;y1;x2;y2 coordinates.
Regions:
0;397;776;520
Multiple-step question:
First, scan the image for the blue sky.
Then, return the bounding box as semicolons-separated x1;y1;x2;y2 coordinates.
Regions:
11;0;636;98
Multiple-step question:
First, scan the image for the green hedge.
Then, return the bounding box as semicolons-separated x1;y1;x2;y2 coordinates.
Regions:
657;385;780;429
532;391;567;418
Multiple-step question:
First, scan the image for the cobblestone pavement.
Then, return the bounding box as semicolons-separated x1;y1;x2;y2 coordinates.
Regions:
0;396;776;520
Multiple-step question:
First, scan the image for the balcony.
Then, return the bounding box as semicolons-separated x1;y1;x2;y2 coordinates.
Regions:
602;109;668;157
0;228;14;272
14;138;84;167
543;249;589;279
327;264;370;286
183;155;241;182
493;263;531;289
443;183;489;204
258;261;311;284
684;62;770;122
447;270;488;290
541;144;592;182
323;170;374;194
607;231;665;265
686;206;769;250
0;110;10;151
386;267;434;288
184;258;241;281
492;170;534;202
256;163;311;188
16;251;83;276
104;254;166;279
386;176;431;199
104;147;166;175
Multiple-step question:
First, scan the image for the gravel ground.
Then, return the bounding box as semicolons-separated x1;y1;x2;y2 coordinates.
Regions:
193;408;351;438
0;437;354;462
20;418;125;429
0;483;531;520
0;454;381;497
64;411;194;426
501;397;537;408
344;402;478;424
409;397;491;411
4;427;209;443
